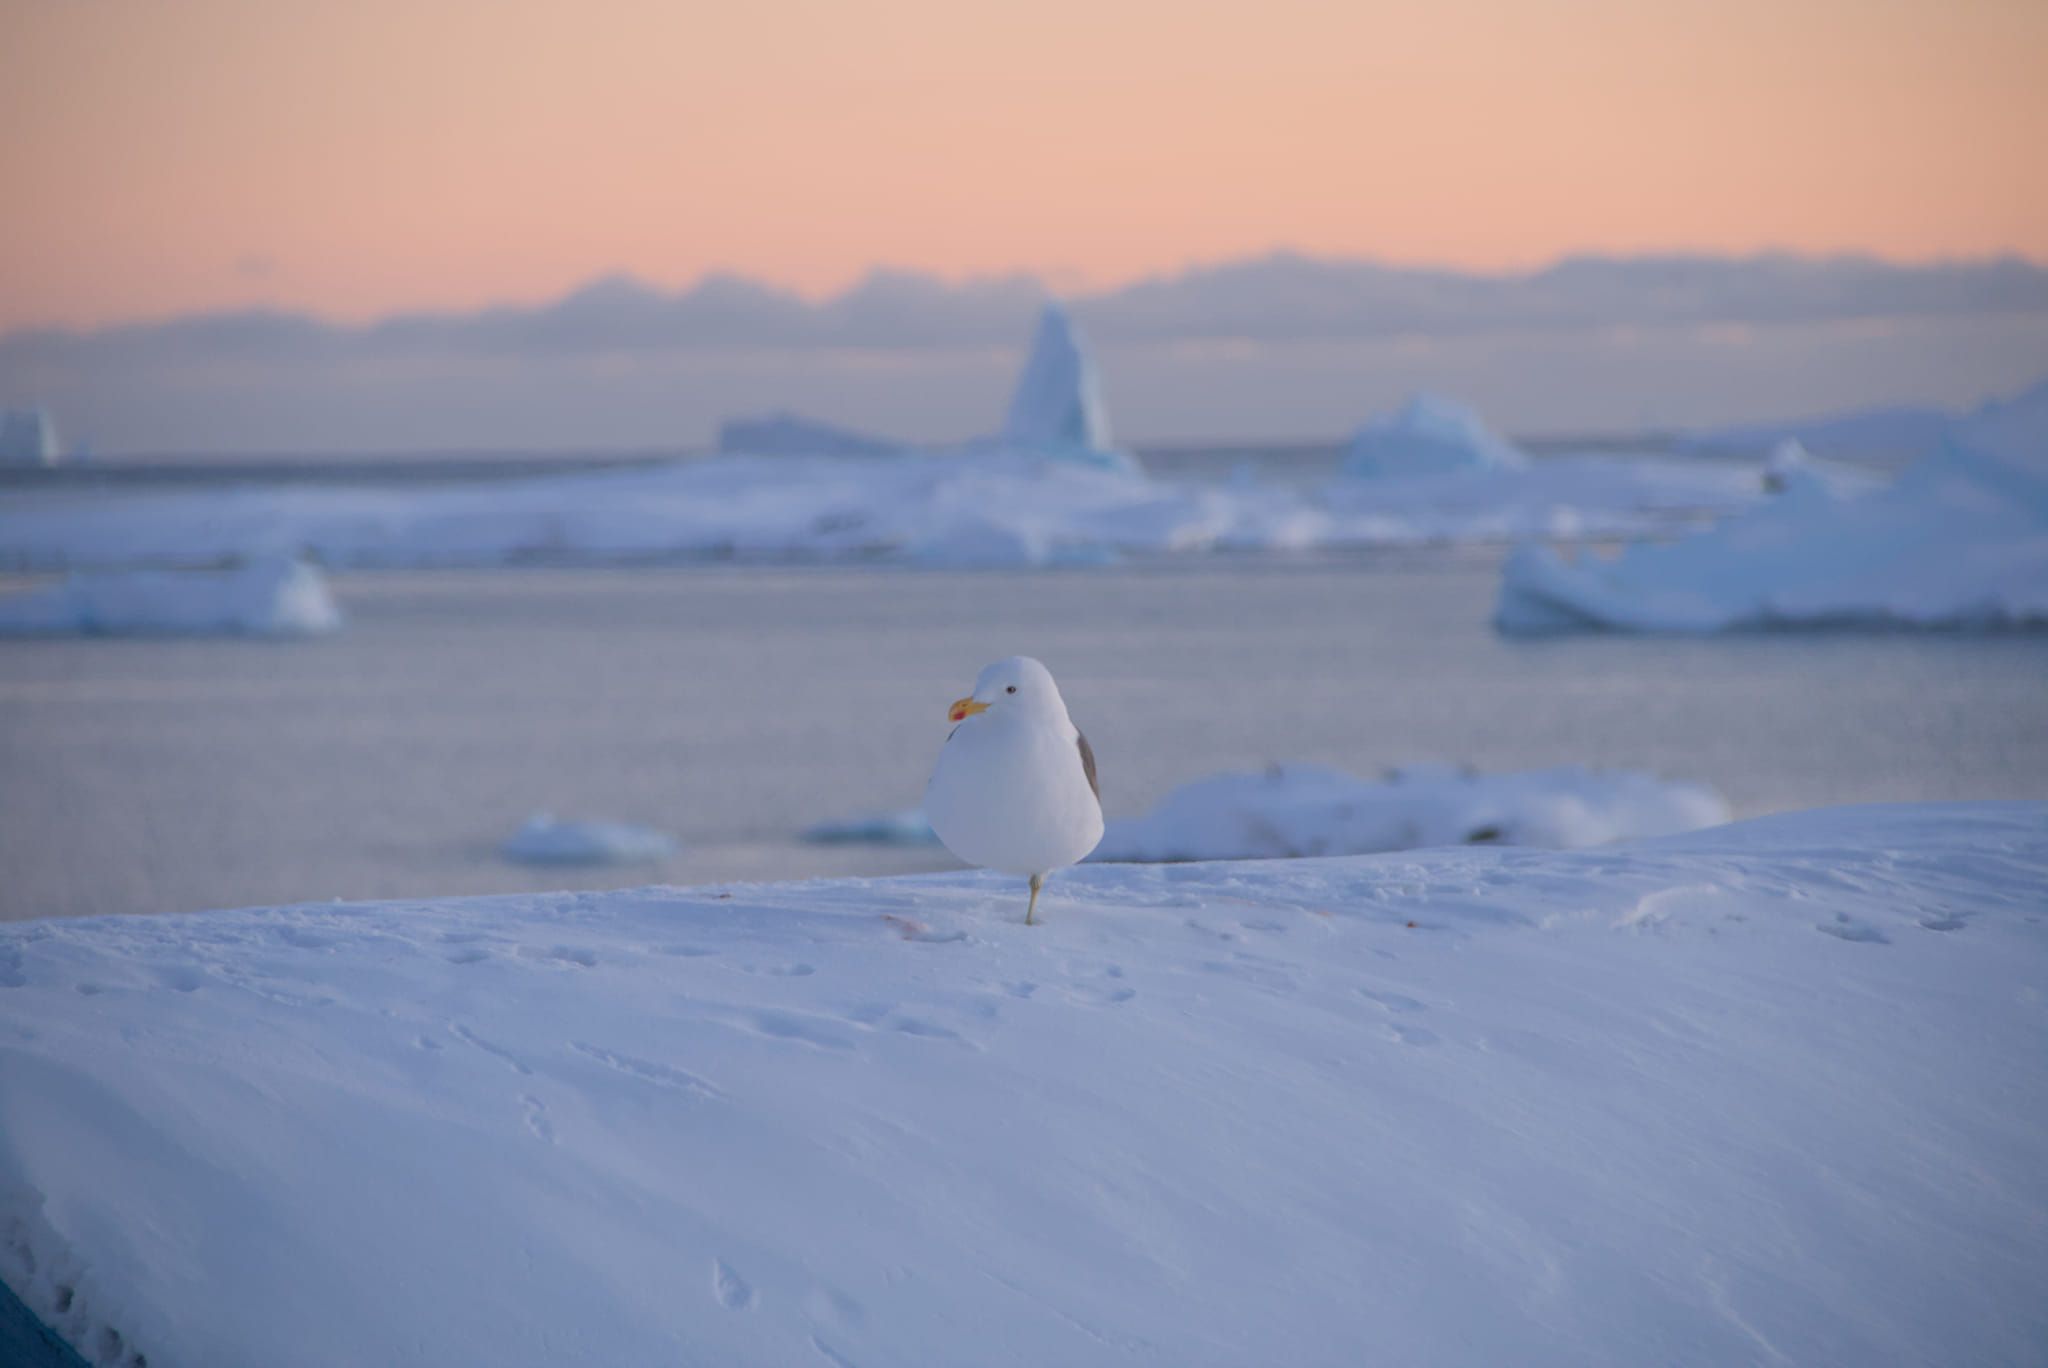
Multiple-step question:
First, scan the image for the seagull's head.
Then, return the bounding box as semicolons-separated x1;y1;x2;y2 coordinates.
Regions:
948;656;1067;726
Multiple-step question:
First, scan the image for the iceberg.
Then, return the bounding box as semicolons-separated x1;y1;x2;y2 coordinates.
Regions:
990;302;1139;475
1341;393;1529;480
500;813;678;866
715;411;900;459
0;408;61;466
1495;437;2048;634
1;803;2042;1366
0;556;342;637
1093;762;1728;861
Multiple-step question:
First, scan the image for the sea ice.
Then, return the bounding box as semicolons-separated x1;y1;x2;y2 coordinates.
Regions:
1341;392;1528;480
0;556;342;637
500;814;678;865
1093;762;1729;860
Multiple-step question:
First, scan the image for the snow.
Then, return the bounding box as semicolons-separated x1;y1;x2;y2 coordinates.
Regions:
1496;438;2048;634
1093;762;1729;861
1340;392;1529;479
715;411;898;459
500;814;678;866
0;557;341;637
0;409;61;467
0;802;2042;1366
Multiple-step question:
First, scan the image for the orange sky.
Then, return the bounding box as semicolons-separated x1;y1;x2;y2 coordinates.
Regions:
2;0;2043;331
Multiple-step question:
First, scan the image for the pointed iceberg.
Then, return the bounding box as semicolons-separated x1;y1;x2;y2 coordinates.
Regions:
992;303;1137;474
0;408;61;466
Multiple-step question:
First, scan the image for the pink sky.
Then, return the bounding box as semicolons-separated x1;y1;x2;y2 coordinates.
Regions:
2;0;2044;331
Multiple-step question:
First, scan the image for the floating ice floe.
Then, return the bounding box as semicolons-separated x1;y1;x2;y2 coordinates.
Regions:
1340;392;1529;480
1092;762;1728;861
800;808;940;846
1495;437;2048;634
500;814;678;865
0;555;342;637
715;411;900;459
2;802;2043;1366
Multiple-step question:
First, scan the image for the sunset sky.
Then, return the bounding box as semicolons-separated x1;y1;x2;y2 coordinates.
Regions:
3;0;2044;332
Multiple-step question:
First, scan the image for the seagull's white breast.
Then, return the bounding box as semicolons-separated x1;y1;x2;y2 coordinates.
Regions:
926;712;1104;876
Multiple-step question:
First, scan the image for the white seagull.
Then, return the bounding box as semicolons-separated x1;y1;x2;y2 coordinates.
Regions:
926;656;1104;925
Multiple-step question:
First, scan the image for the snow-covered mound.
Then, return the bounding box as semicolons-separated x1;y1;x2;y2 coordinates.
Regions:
0;556;341;637
1496;440;2048;634
991;302;1137;475
1341;393;1529;479
1;803;2042;1366
715;411;899;459
1094;762;1728;861
500;814;678;866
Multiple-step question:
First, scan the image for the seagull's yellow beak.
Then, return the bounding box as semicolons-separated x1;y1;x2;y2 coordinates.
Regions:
948;696;989;723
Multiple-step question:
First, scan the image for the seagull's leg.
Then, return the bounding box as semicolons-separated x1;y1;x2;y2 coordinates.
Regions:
1026;872;1044;926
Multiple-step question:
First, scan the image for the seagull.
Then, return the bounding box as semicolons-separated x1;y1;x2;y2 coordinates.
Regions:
926;656;1104;925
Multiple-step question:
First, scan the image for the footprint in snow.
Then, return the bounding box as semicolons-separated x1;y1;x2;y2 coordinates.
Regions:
713;1260;755;1310
1816;914;1890;945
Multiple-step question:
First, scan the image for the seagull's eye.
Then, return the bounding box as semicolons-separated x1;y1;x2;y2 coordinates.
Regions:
1006;685;1018;694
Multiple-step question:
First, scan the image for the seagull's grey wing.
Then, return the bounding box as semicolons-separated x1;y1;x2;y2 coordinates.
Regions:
1076;729;1100;800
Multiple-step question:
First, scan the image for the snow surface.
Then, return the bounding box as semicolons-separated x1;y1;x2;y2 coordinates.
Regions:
715;412;898;459
1496;439;2048;634
1;802;2042;1367
0;448;1761;572
1340;393;1528;480
500;815;679;866
0;557;341;637
1093;762;1728;861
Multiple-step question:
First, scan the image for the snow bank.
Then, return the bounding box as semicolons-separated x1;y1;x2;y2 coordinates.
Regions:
1341;393;1529;479
715;411;899;459
1496;440;2048;633
0;556;341;637
1;803;2042;1366
1094;762;1729;861
500;814;677;866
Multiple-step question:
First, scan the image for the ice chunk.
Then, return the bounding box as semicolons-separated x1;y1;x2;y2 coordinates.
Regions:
715;410;900;458
0;555;342;637
801;809;939;845
1341;393;1529;479
500;813;678;865
1093;762;1727;861
1495;438;2048;634
0;408;61;466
